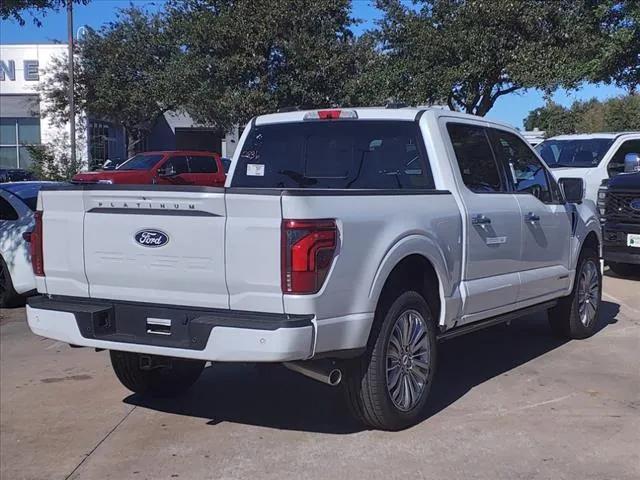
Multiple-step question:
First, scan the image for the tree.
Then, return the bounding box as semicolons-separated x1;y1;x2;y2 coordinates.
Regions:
371;0;605;115
523;95;640;136
523;101;575;138
38;7;185;157
165;0;369;129
592;0;640;94
0;0;89;26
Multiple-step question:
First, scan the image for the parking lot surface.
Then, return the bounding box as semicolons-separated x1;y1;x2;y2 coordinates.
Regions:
1;271;639;480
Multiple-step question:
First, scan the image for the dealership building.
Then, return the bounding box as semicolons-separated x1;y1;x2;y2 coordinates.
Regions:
0;43;238;170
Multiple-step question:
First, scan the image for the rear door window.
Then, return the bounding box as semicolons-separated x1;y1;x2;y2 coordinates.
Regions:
231;121;434;189
163;156;189;175
446;123;506;193
188;155;218;173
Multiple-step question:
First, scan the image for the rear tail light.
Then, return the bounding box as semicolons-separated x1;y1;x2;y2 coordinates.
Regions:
281;219;337;294
303;109;358;120
31;210;44;276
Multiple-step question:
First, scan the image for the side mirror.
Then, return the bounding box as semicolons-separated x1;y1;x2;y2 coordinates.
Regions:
624;153;640;173
559;177;584;204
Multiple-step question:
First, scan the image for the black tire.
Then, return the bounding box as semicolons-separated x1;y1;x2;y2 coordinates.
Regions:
109;351;205;397
0;255;21;308
344;290;437;431
548;247;602;339
608;262;639;278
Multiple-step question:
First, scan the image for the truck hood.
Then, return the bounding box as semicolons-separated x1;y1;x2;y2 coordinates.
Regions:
547;167;594;180
72;170;151;184
609;172;640;190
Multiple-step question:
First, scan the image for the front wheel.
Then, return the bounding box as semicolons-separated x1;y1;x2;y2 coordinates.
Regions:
549;248;602;339
344;290;437;430
110;351;205;397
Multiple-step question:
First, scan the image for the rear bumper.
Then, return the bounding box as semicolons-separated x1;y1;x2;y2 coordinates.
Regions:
26;296;373;362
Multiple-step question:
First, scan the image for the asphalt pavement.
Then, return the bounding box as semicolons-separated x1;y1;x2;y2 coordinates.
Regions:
1;270;639;480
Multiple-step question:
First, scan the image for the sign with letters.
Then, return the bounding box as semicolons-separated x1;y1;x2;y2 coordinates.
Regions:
0;59;40;81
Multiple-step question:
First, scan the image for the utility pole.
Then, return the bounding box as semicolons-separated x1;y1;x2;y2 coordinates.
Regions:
67;0;76;165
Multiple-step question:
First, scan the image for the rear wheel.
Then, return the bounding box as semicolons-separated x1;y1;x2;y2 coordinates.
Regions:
109;351;205;397
344;290;437;430
608;262;639;278
0;256;20;308
549;248;602;339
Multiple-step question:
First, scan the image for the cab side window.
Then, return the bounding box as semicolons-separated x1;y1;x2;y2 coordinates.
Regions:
447;123;506;193
0;197;19;221
489;129;554;204
163;156;189;175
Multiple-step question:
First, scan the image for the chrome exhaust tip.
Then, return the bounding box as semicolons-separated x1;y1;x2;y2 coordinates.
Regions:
283;361;342;386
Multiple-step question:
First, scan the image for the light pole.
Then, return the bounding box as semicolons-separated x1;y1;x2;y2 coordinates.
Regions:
67;0;76;165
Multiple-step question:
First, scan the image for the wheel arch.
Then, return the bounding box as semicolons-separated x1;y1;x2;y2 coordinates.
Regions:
368;235;455;328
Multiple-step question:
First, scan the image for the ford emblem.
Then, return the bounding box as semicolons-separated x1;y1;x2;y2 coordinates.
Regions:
135;229;169;247
630;199;640;211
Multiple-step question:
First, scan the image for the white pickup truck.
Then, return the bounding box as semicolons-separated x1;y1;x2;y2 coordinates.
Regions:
27;108;602;430
536;132;640;206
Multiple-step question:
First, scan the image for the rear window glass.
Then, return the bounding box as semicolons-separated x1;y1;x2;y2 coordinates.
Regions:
231;121;434;189
117;154;164;171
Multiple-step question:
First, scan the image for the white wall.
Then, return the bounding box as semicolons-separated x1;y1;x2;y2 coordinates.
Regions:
0;44;88;165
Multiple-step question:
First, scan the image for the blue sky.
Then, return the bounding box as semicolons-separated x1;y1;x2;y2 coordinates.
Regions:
0;0;627;129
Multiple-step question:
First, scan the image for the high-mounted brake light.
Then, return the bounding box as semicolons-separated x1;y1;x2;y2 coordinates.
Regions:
303;109;358;120
31;210;44;276
281;219;337;294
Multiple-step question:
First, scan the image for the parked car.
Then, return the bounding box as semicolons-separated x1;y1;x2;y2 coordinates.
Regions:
536;132;640;207
0;182;58;307
0;168;36;183
27;108;602;430
72;151;226;187
601;165;640;277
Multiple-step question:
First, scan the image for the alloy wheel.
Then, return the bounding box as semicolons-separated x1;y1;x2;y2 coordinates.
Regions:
386;309;431;412
578;259;600;327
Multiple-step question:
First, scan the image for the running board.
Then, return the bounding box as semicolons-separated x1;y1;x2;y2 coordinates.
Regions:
437;300;558;342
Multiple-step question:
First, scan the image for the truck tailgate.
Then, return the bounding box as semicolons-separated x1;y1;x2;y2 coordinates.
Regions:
40;187;230;309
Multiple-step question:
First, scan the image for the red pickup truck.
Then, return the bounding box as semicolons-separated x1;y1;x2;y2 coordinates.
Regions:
73;151;228;187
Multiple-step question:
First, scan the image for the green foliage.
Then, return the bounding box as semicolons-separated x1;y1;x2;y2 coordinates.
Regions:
26;134;84;181
523;102;574;138
0;0;89;26
35;0;640;137
166;0;369;128
523;95;640;136
590;0;640;93
38;7;185;156
370;0;604;115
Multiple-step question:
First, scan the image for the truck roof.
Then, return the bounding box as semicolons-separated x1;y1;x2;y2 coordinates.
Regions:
545;132;639;141
254;107;518;131
138;150;220;156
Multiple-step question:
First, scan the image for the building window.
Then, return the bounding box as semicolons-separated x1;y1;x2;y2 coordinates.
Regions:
0;117;41;169
89;121;110;168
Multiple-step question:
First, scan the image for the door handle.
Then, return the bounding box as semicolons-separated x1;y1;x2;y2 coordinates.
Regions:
471;214;492;225
525;212;540;223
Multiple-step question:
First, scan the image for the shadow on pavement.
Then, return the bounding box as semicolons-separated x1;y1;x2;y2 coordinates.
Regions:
124;301;620;434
